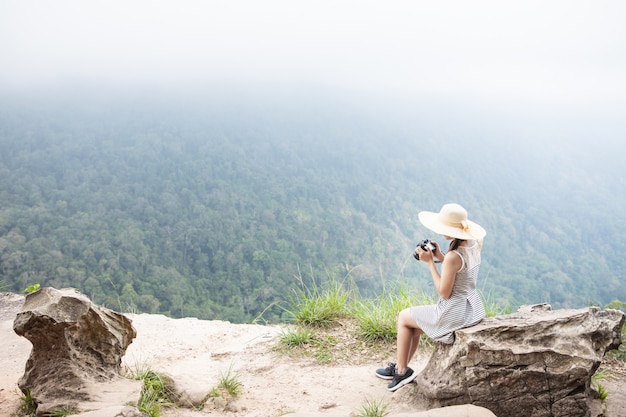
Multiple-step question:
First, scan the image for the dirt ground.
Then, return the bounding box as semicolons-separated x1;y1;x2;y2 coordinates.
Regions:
120;312;428;417
1;291;625;417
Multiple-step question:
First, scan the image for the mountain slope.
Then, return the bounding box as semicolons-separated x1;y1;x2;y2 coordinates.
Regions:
0;87;624;321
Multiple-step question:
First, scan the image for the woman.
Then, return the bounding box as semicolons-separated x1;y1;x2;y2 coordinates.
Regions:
376;203;487;391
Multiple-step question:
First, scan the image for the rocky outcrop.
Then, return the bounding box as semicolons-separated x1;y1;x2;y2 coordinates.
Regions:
415;304;625;417
13;287;139;415
411;404;497;417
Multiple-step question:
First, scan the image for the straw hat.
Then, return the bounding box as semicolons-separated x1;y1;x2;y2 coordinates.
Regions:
418;203;486;240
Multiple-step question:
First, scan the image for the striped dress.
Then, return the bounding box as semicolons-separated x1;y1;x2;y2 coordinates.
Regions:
410;240;485;344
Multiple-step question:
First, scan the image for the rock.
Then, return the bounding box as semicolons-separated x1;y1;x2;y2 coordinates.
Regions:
414;304;625;417
411;404;497;416
13;287;139;415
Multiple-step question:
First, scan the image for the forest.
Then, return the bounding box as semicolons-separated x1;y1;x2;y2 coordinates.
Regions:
0;86;624;323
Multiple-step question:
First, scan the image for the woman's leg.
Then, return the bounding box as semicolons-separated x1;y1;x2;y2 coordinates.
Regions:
396;308;423;374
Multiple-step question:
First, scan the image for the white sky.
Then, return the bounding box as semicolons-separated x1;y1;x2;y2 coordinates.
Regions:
1;0;626;103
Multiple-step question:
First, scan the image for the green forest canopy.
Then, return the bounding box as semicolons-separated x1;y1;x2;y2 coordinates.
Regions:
1;87;624;323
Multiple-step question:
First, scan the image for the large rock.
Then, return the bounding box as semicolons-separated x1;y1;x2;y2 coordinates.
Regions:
13;287;139;415
414;304;625;417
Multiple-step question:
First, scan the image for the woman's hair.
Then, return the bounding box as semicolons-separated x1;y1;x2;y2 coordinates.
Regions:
448;238;465;252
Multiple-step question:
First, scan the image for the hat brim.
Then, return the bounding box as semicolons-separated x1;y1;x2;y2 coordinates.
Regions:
418;211;486;240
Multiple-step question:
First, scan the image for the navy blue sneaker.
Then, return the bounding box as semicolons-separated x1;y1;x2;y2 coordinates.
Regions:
387;367;417;391
375;362;396;380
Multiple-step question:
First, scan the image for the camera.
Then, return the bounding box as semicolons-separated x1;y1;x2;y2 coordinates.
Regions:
413;239;435;260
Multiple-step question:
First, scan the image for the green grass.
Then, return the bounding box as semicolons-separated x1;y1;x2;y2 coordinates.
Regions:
127;365;177;417
597;383;609;402
276;326;341;365
287;277;350;328
280;281;431;359
607;337;626;361
354;397;389;417
279;276;514;361
18;389;37;417
22;283;40;294
351;284;435;343
481;290;512;317
127;362;243;414
40;404;79;417
351;291;403;343
592;369;609;402
203;362;244;410
16;389;78;417
278;327;317;347
216;363;243;398
205;362;243;400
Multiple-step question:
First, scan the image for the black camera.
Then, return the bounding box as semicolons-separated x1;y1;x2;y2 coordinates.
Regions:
413;239;435;260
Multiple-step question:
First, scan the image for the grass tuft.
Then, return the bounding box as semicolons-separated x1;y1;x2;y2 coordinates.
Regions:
287;278;350;328
127;365;177;417
351;285;408;343
216;362;243;398
18;389;37;417
480;290;512;317
592;369;610;402
41;404;79;417
351;284;436;345
354;397;389;417
278;327;317;347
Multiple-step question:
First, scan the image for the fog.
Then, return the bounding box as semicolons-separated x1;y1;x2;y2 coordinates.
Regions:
1;1;625;100
1;1;626;149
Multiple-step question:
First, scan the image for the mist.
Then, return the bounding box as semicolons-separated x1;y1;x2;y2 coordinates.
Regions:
2;1;625;99
2;0;625;194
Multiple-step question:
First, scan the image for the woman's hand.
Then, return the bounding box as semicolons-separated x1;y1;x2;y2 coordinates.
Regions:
416;240;461;299
415;245;434;263
431;241;445;263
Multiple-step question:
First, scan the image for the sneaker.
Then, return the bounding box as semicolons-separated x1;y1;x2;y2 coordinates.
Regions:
375;362;396;380
387;367;417;392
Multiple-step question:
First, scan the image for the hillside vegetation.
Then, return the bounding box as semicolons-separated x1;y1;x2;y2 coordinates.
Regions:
0;86;624;322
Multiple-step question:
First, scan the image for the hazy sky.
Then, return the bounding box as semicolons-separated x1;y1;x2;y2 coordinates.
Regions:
1;0;625;104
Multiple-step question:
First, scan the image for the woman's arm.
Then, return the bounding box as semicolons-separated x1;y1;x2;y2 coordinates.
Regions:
418;246;462;299
428;252;462;299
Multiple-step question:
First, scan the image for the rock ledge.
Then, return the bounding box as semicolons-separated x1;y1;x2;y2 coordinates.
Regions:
415;304;625;417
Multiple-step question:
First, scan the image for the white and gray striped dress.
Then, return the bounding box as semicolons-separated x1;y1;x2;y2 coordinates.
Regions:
410;240;485;344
